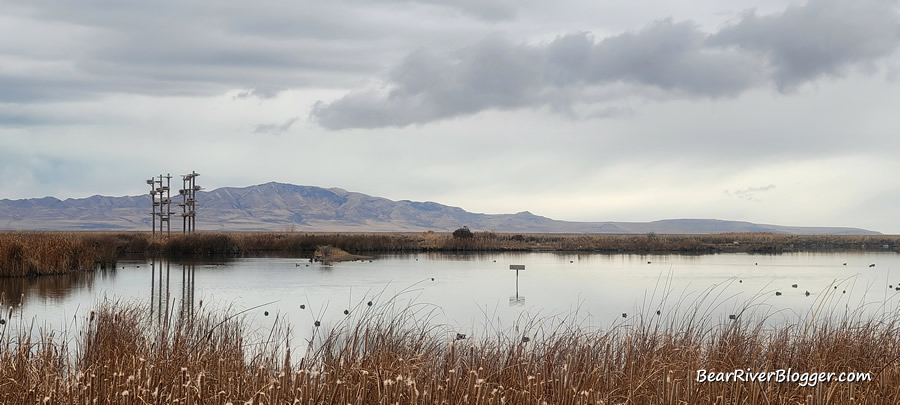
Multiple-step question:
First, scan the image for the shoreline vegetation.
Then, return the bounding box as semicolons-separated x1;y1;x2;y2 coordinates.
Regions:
1;292;897;403
2;233;899;402
1;230;899;277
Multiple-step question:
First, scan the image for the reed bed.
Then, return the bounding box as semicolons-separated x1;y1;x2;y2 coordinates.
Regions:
0;232;120;277
1;291;899;404
2;231;899;277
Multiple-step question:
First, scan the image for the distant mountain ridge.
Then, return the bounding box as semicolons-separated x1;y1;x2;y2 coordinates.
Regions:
0;182;880;235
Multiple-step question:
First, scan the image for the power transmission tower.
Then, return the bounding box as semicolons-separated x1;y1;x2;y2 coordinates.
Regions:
148;173;174;237
178;171;200;234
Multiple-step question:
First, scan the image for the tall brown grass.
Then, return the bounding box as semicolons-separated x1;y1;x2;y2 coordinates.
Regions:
3;231;899;277
0;232;119;277
1;290;899;404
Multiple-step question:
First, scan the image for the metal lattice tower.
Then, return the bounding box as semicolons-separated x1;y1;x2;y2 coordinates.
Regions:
148;174;174;237
178;171;201;234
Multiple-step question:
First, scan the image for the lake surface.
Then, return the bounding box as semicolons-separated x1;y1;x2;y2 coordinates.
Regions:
4;252;900;339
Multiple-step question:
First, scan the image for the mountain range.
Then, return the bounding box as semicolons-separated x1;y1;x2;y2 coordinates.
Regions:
0;182;880;234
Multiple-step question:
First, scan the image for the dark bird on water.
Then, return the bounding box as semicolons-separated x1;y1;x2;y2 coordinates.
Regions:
792;284;798;288
869;264;876;268
622;313;627;318
314;320;321;327
729;314;737;320
264;311;269;316
456;333;466;340
805;291;810;296
343;309;349;315
367;301;373;306
656;310;661;315
299;304;305;309
775;291;782;296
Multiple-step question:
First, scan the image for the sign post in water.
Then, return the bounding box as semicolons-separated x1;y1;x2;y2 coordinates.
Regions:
509;265;525;306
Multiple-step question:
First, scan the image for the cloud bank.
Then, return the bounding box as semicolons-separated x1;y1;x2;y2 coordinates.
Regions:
312;0;900;129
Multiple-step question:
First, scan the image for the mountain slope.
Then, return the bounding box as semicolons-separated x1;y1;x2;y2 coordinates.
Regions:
0;182;880;234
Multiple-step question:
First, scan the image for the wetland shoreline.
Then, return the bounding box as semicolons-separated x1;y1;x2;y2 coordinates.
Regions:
1;230;898;277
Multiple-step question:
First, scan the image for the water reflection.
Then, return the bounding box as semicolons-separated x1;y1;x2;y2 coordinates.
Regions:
7;252;900;335
0;270;102;305
149;260;197;324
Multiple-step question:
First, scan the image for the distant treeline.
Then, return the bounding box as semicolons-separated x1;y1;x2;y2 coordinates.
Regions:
1;231;898;277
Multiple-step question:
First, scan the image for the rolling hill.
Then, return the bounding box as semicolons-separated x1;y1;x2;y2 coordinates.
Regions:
0;182;880;234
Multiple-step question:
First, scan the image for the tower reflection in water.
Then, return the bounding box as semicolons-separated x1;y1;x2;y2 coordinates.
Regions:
150;260;196;324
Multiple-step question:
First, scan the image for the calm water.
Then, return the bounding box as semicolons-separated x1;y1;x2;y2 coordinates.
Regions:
4;252;900;338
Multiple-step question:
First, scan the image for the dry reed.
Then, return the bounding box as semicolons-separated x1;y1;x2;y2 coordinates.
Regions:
1;288;899;404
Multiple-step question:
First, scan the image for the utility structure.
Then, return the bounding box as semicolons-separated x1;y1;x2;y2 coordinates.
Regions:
147;174;174;237
509;264;526;306
178;171;200;234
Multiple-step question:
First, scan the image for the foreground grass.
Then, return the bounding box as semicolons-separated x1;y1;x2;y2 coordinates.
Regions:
2;295;900;404
2;231;899;277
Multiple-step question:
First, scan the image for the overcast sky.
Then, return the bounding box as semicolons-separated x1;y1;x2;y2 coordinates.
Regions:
2;0;900;232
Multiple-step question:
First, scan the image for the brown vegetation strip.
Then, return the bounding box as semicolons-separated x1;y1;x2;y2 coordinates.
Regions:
1;297;898;404
2;231;899;277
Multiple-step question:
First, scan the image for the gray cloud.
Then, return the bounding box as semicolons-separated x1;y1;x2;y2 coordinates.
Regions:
253;117;299;135
1;1;462;104
725;184;777;201
709;0;900;90
366;0;519;21
312;0;900;129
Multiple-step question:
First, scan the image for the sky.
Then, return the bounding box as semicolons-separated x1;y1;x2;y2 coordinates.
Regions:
2;0;900;233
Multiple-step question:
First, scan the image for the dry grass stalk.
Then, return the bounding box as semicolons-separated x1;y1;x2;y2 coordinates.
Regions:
0;294;898;404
